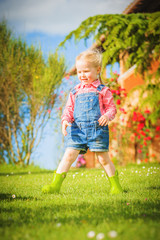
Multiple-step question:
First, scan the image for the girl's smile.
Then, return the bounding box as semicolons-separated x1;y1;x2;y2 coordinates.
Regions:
76;60;101;85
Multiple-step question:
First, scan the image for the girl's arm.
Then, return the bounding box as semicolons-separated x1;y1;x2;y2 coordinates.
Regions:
101;88;117;121
61;92;75;124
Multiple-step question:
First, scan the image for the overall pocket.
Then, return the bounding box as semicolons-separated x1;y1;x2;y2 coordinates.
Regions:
79;98;93;111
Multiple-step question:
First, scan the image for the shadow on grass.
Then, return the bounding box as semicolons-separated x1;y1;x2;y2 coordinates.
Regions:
0;193;35;201
0;171;52;176
1;198;160;227
146;186;160;190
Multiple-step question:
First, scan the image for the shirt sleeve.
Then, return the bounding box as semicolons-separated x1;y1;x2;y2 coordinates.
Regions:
61;92;75;123
102;88;117;121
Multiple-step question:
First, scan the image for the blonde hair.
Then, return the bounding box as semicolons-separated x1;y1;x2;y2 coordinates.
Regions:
76;49;103;83
76;49;102;68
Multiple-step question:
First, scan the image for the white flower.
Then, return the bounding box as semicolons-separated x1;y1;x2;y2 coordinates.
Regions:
12;194;16;199
87;231;95;238
108;230;118;238
6;175;9;177
142;166;145;169
28;171;31;174
137;159;141;165
56;223;61;227
96;233;105;240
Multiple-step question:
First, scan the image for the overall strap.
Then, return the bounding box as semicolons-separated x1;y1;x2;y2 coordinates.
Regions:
97;84;106;92
71;87;77;95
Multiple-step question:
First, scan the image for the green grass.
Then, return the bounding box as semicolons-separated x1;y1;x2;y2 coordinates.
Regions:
0;163;160;240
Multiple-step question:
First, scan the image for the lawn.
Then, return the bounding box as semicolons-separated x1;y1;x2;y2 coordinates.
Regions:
0;163;160;240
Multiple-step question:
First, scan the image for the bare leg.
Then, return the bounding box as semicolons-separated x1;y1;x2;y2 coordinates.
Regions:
56;148;80;174
96;152;115;177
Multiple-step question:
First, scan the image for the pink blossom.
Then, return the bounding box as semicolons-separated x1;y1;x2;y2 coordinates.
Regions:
116;90;120;95
156;126;160;131
47;109;51;114
111;89;116;94
116;99;121;105
119;108;127;114
137;123;145;130
123;92;127;97
145;109;150;114
119;87;126;91
155;135;160;138
145;136;152;141
144;141;147;146
140;131;146;136
145;129;150;132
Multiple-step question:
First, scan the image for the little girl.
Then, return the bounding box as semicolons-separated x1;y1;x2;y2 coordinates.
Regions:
42;49;123;195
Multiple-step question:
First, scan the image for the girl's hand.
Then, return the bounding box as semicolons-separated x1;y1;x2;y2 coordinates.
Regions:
98;115;109;126
62;120;71;136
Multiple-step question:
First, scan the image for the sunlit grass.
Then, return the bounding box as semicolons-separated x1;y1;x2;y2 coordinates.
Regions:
0;163;160;240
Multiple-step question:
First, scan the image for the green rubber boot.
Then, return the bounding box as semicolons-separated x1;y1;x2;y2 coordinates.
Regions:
42;172;67;194
108;170;123;195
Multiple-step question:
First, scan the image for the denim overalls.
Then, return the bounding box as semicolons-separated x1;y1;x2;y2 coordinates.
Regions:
66;84;109;154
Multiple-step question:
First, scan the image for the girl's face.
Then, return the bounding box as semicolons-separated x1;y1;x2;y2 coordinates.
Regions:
76;60;101;85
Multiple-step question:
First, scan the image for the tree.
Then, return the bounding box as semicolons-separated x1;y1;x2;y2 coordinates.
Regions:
60;13;160;71
0;21;66;165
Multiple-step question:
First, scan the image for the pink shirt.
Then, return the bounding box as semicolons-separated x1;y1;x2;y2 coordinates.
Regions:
61;79;117;123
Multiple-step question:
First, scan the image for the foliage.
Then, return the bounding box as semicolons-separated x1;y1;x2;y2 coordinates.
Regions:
105;73;159;163
59;12;160;74
0;164;160;240
103;72;127;106
0;21;66;165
